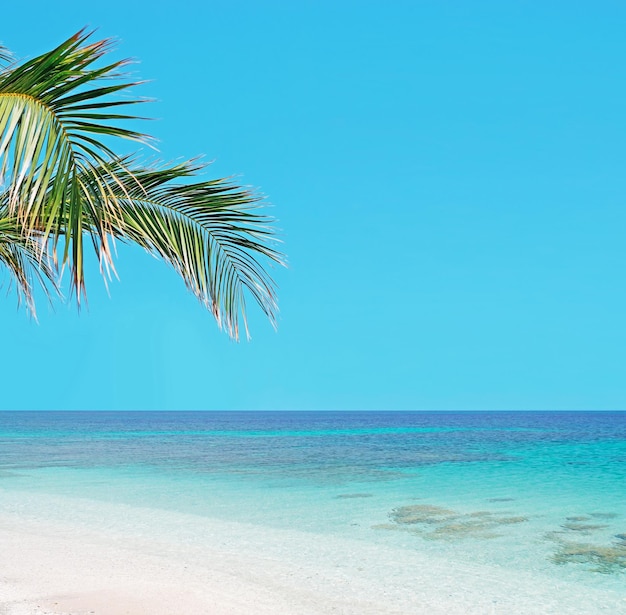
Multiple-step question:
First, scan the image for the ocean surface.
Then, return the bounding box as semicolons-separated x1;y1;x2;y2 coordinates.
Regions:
0;411;625;598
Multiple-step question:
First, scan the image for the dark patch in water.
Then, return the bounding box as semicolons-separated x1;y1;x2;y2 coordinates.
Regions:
550;538;626;574
335;493;373;499
428;520;501;540
487;497;515;503
371;523;398;531
390;504;456;525
588;512;619;520
561;522;608;534
545;516;626;574
383;503;528;541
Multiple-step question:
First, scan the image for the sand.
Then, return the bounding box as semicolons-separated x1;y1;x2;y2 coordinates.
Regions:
1;504;625;615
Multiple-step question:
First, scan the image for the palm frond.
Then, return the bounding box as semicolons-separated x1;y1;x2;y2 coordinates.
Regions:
0;207;58;317
0;31;284;337
0;44;11;66
89;160;284;340
0;29;150;300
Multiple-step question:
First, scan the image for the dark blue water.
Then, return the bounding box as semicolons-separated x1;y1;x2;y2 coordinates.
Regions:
1;410;624;474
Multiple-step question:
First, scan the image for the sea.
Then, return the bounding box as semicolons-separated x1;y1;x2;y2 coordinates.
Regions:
0;411;625;606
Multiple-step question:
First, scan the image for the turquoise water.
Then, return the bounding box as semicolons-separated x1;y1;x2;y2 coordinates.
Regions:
1;411;625;595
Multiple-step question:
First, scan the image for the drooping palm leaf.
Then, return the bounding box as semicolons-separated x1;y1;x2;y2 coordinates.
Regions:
84;159;283;339
0;29;150;299
0;31;283;337
0;205;58;317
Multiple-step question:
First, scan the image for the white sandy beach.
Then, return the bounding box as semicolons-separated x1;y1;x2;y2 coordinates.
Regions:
1;496;625;615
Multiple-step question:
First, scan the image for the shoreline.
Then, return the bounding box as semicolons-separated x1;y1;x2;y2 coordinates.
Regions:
1;499;625;615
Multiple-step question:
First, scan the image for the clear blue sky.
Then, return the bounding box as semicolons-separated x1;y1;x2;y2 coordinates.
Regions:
2;1;626;410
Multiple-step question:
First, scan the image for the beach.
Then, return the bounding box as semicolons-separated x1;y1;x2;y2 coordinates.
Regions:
1;411;625;614
2;498;625;615
0;490;626;615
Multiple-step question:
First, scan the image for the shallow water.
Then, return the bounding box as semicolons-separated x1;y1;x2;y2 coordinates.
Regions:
0;411;625;595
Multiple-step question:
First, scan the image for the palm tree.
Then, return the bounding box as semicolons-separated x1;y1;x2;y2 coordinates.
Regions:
0;30;283;339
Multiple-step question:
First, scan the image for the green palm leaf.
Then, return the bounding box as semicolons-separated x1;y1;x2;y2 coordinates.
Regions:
0;206;58;317
0;29;150;299
0;31;283;338
87;160;283;339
